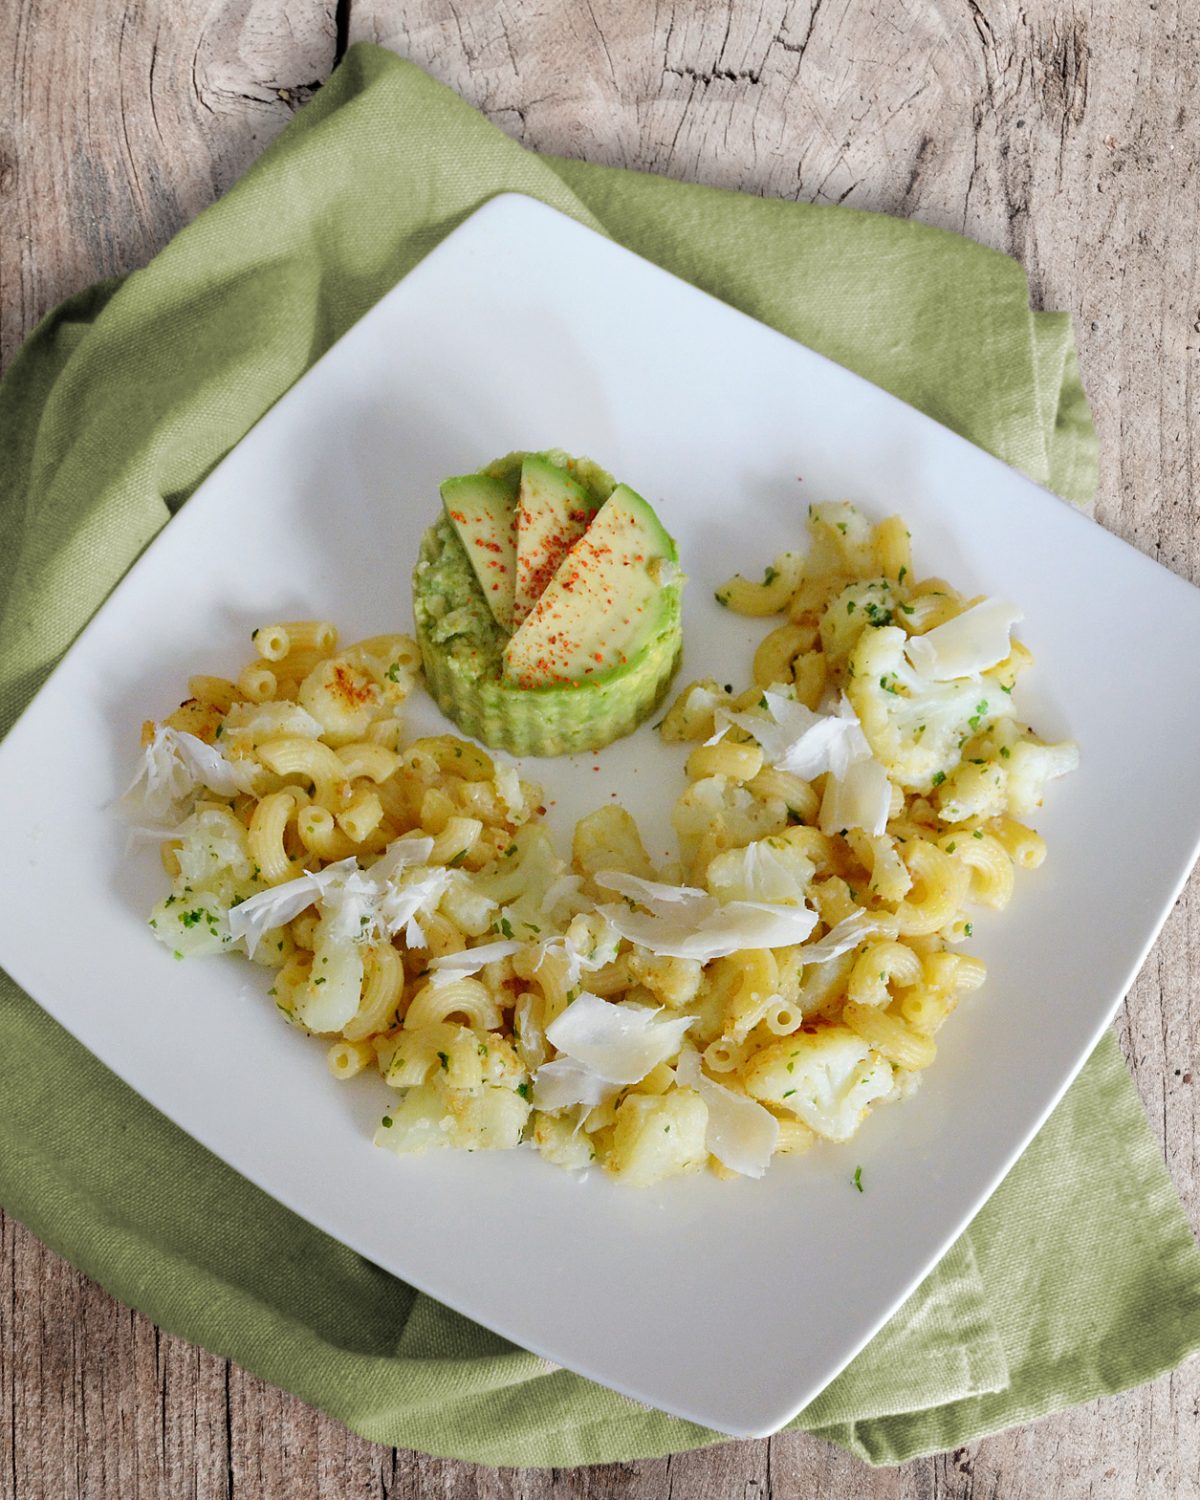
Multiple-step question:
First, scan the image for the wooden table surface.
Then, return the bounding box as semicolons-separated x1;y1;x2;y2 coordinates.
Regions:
3;2;1198;1496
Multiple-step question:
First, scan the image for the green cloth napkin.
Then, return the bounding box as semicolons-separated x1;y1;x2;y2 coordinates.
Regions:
1;42;1197;1468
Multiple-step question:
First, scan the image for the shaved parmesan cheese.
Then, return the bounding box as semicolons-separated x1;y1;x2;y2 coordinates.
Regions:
676;1051;778;1178
905;599;1023;681
704;838;815;906
124;726;260;828
221;701;324;742
544;992;694;1085
369;834;436;883
378;866;454;947
429;939;524;984
227;834;452;958
799;908;895;965
227;865;338;957
514;990;547;1071
595;871;817;959
709;691;871;780
531;1058;618;1112
534;913;621;989
819;756;891;837
594;871;702;910
317;865;392;945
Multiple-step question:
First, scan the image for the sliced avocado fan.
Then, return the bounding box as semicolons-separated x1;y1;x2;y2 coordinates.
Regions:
502;484;679;690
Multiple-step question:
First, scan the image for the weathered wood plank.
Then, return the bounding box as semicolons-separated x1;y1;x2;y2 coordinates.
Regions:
0;0;336;371
3;0;1199;1497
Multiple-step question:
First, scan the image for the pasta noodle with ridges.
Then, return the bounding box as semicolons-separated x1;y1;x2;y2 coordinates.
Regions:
129;505;1077;1185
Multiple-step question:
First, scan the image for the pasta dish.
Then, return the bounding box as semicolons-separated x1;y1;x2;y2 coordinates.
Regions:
125;500;1077;1184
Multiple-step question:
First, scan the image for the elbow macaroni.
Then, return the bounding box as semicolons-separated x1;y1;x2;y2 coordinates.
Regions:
134;495;1076;1185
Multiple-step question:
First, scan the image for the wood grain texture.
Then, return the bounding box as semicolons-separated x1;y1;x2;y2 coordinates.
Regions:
2;1;1198;1496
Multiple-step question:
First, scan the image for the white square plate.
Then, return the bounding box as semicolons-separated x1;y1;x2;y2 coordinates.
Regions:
3;194;1199;1439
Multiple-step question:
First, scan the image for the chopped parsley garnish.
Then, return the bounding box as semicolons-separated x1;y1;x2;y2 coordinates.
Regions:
846;599;857;615
853;1165;863;1193
967;700;989;730
836;521;848;534
946;841;957;853
499;917;514;939
898;565;908;583
385;661;401;682
516;1082;530;1100
931;770;946;787
313;976;326;985
973;829;984;839
964;922;973;937
1000;745;1011;759
782;1089;796;1098
437;1051;449;1070
764;566;779;585
714;590;729;606
447;850;468;868
381;1116;393;1129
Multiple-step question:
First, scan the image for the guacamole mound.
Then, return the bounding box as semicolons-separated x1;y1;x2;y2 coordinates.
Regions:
412;451;683;758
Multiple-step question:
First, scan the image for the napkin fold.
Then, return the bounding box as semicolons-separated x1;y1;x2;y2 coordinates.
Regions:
1;43;1197;1468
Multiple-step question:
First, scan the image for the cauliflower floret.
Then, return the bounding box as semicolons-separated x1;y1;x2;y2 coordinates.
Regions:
478;826;586;938
658;678;731;743
805;502;876;577
744;1025;893;1142
935;759;1009;825
672;776;787;869
847;625;1006;792
606;1089;709;1185
298;658;382;745
819;579;898;668
1005;739;1080;817
172;806;258;905
148;889;230;959
533;1110;597;1171
374;1079;530;1155
704;835;815;905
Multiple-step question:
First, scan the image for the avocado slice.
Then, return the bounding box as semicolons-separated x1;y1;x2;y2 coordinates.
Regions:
512;455;601;629
502;484;679;689
440;472;520;632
